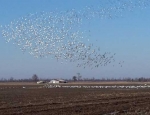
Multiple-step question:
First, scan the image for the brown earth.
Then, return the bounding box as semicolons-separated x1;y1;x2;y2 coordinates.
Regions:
0;82;150;115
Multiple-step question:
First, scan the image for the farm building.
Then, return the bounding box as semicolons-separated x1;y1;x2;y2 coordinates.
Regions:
59;79;68;83
49;80;59;83
37;81;45;84
49;79;67;84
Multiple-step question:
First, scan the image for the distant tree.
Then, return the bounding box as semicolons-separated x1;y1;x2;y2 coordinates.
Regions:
72;76;77;82
77;73;82;81
0;78;4;82
32;74;39;82
9;77;14;82
92;77;95;81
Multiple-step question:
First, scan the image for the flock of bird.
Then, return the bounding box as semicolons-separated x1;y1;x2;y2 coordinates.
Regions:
1;0;150;69
0;84;149;89
44;84;150;89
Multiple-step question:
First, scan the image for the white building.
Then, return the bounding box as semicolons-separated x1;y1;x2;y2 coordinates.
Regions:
49;79;60;84
37;81;45;84
49;79;67;84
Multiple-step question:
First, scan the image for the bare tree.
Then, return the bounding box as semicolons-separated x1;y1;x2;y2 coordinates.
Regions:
72;76;77;82
77;73;82;81
9;77;14;82
32;74;39;82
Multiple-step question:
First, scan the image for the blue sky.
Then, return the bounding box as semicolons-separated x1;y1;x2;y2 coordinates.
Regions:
0;0;150;79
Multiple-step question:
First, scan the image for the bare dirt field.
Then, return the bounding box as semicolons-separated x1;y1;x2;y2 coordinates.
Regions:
0;82;150;115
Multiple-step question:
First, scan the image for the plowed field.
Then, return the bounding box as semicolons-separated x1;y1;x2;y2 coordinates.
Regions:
0;83;150;115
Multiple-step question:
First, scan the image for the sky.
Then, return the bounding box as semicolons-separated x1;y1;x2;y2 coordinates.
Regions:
0;0;150;79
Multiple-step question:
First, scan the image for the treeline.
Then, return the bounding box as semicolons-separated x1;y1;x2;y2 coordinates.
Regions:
76;77;150;82
0;74;40;82
0;75;150;82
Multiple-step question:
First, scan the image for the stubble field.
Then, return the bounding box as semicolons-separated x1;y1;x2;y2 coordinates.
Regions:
0;82;150;115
